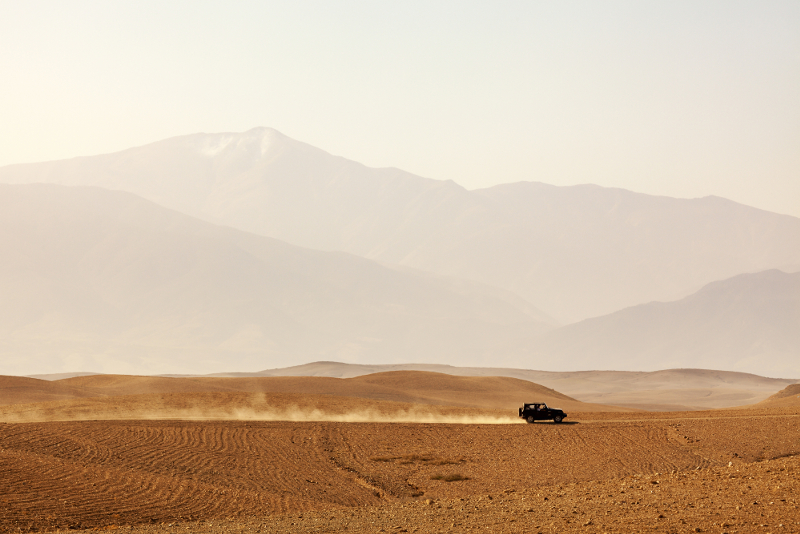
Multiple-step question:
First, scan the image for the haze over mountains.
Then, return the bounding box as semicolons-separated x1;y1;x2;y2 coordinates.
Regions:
0;183;552;376
522;269;800;378
0;128;798;377
3;128;799;323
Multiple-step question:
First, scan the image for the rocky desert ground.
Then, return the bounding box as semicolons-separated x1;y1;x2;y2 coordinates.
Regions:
0;372;798;533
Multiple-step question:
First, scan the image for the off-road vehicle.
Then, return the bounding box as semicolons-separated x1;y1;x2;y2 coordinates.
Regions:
519;403;567;424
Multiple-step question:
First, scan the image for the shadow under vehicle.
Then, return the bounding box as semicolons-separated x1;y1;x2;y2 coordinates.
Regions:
519;403;567;424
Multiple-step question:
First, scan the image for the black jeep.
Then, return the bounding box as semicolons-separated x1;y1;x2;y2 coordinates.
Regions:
519;403;567;424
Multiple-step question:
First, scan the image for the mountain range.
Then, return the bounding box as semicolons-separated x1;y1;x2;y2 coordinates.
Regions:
3;127;799;323
0;128;798;377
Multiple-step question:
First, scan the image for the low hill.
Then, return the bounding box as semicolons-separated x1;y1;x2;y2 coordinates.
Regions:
338;371;585;411
752;384;800;408
219;362;797;410
21;364;794;412
0;372;629;418
0;376;100;405
26;372;101;381
60;371;611;411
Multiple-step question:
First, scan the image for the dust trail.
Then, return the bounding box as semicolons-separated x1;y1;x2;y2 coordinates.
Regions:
0;394;524;424
213;406;521;425
0;407;522;424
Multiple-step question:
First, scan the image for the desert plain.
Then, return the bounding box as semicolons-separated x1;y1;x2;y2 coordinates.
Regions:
1;372;799;534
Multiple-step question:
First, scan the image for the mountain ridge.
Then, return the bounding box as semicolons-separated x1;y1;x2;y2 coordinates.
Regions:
0;183;553;376
4;128;800;322
519;269;800;378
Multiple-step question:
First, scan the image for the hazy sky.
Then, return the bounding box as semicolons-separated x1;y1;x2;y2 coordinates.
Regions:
2;1;798;216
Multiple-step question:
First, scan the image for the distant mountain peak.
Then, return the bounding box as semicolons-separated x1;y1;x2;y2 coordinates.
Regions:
183;127;289;159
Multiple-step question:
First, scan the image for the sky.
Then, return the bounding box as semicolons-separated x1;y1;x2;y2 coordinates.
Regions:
1;0;798;217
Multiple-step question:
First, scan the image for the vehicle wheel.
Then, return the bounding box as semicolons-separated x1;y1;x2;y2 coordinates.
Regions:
526;415;535;424
553;415;563;423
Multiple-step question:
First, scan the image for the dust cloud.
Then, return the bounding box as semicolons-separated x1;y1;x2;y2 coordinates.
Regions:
0;393;523;425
